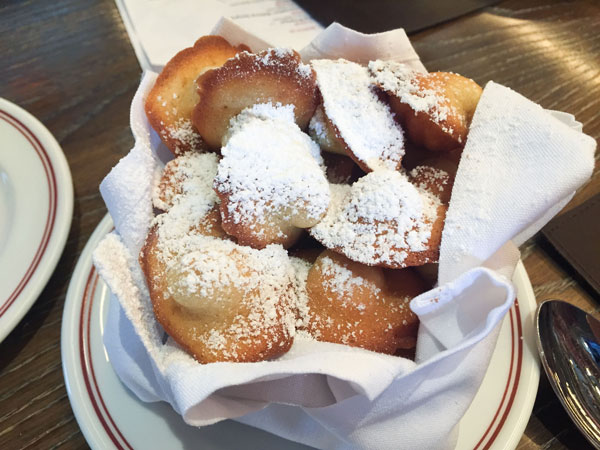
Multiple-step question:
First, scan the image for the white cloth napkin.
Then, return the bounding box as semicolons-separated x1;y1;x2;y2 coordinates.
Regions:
93;20;596;450
438;83;595;284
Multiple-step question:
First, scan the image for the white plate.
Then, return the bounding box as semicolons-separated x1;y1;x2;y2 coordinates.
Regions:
0;98;73;343
62;214;539;450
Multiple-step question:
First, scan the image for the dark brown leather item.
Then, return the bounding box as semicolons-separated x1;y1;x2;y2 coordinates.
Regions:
542;193;600;296
295;0;500;34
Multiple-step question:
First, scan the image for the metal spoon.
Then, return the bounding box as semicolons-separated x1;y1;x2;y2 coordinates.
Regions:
536;300;600;449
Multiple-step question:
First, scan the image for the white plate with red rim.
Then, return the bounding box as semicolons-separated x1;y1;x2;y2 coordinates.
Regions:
0;98;73;343
62;214;540;450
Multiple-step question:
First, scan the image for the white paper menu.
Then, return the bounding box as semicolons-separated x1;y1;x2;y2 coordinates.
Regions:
115;0;323;71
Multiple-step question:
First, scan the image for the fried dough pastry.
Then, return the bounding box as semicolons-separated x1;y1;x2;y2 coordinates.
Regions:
312;59;405;172
214;104;330;249
140;225;296;363
192;48;318;149
310;170;447;269
145;36;248;155
302;250;424;355
369;61;482;152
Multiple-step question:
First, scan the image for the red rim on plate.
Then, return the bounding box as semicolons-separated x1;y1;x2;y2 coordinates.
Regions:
0;109;58;318
75;265;524;450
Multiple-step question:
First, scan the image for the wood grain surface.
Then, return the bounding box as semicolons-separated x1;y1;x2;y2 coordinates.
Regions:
0;0;598;449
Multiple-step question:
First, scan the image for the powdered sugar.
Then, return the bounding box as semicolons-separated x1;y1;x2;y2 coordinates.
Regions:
224;102;296;145
308;106;345;155
308;107;333;148
320;255;379;300
161;233;292;314
153;152;219;212
152;221;297;360
231;48;313;80
411;166;449;185
290;256;312;330
368;60;454;128
310;171;441;266
215;103;330;229
150;153;220;251
311;59;405;171
410;166;450;196
163;119;203;154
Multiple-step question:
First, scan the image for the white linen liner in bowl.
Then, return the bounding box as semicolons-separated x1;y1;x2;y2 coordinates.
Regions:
93;19;596;450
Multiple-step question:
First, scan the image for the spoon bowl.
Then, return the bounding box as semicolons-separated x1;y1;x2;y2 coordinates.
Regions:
536;300;600;448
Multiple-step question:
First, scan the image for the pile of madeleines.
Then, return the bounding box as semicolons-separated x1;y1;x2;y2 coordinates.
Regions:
139;35;483;364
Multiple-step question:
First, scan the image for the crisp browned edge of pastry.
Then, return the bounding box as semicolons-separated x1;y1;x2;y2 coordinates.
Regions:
144;35;249;155
321;203;447;270
382;71;482;152
215;189;304;249
139;224;294;363
318;92;404;173
388;95;461;151
304;249;424;355
192;48;319;150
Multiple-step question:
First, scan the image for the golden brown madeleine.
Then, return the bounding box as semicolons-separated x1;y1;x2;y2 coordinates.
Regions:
140;224;296;363
153;152;219;211
214;104;330;249
303;250;426;355
310;170;447;269
145;36;248;155
192;48;318;149
409;152;461;204
152;152;230;239
407;147;462;204
369;61;482;152
311;59;406;172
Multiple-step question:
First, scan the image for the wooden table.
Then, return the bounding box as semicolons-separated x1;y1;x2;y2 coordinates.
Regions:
0;0;598;448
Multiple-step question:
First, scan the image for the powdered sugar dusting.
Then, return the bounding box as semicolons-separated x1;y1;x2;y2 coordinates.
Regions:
150;153;220;245
153;223;297;360
368;60;455;131
410;166;449;188
230;48;313;81
308;107;333;148
223;102;296;146
320;256;379;300
290;256;312;330
163;119;203;154
410;165;450;200
153;152;219;212
308;106;344;155
310;171;441;266
312;59;405;171
215;103;330;229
